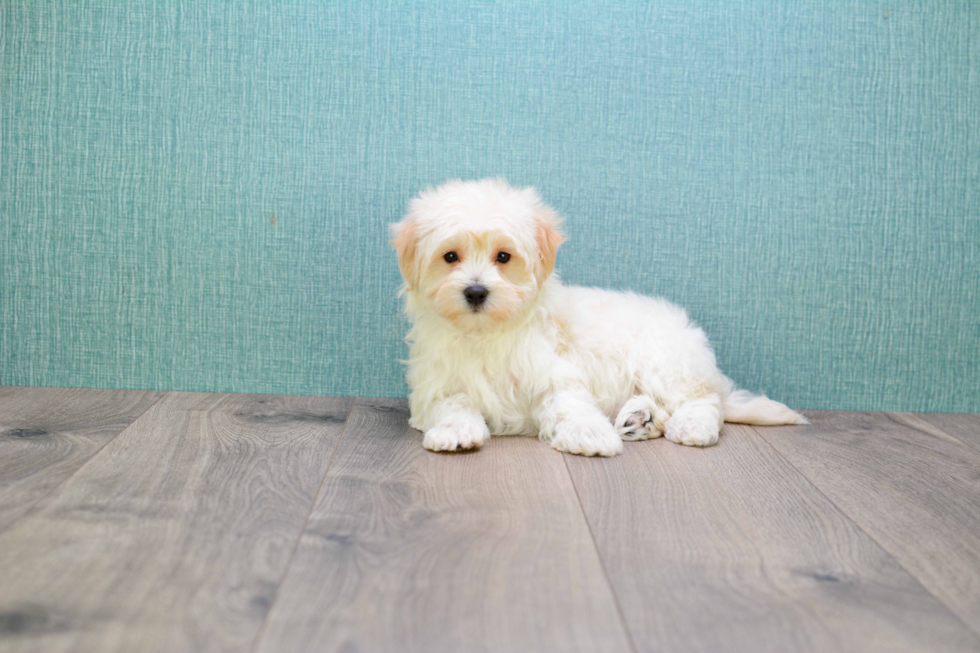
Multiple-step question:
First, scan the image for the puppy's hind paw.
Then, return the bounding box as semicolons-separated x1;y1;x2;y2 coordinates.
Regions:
551;418;623;457
663;394;723;447
614;395;669;441
664;409;719;447
423;418;488;452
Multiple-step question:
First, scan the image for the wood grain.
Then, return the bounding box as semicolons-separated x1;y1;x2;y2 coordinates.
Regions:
0;391;352;653
756;411;980;639
891;412;980;454
565;424;980;652
0;386;163;534
255;399;633;653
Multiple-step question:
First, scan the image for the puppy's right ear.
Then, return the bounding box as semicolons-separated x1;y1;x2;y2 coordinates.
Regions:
390;218;419;289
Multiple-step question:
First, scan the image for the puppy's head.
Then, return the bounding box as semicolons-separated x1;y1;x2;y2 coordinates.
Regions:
391;178;565;331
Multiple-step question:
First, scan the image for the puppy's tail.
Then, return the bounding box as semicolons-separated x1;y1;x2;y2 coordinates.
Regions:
722;388;808;426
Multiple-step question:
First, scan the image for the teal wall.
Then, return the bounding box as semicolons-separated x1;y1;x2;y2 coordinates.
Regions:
2;1;978;412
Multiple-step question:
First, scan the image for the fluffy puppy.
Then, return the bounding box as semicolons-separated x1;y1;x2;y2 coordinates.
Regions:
391;178;806;457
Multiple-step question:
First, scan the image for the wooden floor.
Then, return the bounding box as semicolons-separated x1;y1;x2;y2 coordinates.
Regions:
1;387;979;652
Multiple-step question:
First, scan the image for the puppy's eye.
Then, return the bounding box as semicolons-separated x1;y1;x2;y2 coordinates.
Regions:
443;252;459;263
496;252;511;264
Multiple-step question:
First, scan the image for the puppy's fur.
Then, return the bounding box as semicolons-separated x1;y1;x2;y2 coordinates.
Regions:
391;178;806;457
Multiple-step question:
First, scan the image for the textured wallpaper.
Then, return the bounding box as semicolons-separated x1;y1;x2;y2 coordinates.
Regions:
1;1;978;412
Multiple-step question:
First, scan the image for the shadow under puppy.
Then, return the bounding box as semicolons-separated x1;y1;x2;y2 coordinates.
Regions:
391;178;806;457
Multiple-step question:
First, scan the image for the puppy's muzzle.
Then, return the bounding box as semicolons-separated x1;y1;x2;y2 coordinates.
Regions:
463;284;489;309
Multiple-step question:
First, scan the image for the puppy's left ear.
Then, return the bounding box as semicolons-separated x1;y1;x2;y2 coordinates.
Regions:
534;206;566;286
390;218;420;289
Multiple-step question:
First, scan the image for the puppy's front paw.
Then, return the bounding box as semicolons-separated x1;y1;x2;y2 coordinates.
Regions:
614;395;669;441
551;417;623;457
423;417;489;452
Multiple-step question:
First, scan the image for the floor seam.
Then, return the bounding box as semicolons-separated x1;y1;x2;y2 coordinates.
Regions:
563;453;640;653
748;423;980;644
248;396;359;653
884;411;980;455
0;389;169;539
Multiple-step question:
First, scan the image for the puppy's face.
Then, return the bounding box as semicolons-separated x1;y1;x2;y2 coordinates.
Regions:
392;179;565;332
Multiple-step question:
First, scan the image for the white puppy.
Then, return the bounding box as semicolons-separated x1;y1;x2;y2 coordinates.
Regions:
391;178;806;457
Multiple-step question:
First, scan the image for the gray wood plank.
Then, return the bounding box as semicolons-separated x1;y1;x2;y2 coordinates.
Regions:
566;424;980;653
756;411;980;639
0;386;163;534
0;391;353;653
893;412;980;454
255;399;633;653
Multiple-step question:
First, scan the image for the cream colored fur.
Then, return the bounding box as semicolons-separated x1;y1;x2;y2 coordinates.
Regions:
391;178;806;457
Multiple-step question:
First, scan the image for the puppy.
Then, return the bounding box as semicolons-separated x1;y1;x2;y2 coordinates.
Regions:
391;178;806;457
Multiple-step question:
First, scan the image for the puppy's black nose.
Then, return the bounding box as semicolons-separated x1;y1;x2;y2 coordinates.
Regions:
463;285;489;307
